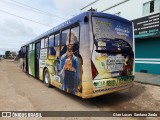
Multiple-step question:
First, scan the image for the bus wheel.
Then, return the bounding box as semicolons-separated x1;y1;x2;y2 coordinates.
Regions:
44;69;51;88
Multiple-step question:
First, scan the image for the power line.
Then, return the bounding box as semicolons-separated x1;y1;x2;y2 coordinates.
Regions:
0;9;53;28
0;0;45;14
7;0;68;20
2;0;67;20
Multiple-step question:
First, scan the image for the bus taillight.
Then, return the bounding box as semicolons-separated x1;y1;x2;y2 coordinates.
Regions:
91;60;98;80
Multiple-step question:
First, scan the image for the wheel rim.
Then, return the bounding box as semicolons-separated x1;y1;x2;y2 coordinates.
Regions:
45;72;49;84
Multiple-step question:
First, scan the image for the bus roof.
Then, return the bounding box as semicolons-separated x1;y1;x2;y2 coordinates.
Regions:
21;11;132;47
92;12;132;24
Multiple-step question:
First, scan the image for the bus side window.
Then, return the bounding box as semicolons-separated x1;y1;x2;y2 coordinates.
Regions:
29;44;32;51
20;48;23;58
23;47;26;58
49;35;54;47
48;35;56;56
41;39;45;49
22;47;24;58
61;29;70;56
55;33;60;47
71;26;80;44
45;38;48;48
54;33;60;58
71;26;80;57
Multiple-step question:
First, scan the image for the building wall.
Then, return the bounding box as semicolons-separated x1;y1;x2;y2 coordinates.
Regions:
81;0;160;75
135;37;160;74
81;0;158;20
135;38;160;58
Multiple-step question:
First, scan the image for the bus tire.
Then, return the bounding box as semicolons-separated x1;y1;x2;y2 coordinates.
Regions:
43;69;51;88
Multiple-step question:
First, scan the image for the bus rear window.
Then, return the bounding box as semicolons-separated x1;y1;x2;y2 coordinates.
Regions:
92;17;133;51
94;38;132;52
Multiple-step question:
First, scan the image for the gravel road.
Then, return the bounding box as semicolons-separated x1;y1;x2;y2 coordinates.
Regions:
0;60;160;120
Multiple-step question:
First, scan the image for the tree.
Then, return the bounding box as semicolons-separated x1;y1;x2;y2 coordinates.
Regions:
5;51;11;58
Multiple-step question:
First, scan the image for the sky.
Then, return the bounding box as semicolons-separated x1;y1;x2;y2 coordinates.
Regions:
0;0;95;55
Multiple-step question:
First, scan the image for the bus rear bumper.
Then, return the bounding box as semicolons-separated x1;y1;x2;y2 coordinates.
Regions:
82;82;134;99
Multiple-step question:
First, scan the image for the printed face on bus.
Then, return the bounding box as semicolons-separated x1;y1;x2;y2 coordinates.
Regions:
70;32;75;44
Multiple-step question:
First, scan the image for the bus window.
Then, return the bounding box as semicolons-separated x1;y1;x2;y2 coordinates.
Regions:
71;26;80;56
92;17;133;52
41;39;45;49
48;35;56;57
19;49;22;58
21;48;23;58
22;47;24;58
55;34;60;46
23;47;26;58
61;29;69;46
32;43;35;50
29;44;32;51
45;38;48;48
71;26;79;44
60;26;80;57
60;29;69;56
49;35;54;47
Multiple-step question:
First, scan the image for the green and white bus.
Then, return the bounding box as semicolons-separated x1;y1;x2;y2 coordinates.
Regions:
20;11;134;98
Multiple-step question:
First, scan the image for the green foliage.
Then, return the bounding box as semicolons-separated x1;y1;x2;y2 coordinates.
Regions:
5;51;10;58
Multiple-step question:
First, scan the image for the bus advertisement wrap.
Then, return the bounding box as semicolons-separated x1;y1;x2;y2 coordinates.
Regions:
91;17;134;94
20;11;134;98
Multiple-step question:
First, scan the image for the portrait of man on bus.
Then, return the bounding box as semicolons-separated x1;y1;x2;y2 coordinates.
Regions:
60;31;80;94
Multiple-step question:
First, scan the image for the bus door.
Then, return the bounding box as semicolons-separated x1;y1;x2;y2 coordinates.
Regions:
35;42;41;78
28;43;35;76
26;46;29;73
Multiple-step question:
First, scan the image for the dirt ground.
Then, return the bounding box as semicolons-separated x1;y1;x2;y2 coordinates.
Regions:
0;60;160;120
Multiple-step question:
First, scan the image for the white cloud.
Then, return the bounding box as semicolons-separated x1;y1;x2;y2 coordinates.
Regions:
0;20;35;37
0;0;94;55
0;20;36;55
52;0;95;17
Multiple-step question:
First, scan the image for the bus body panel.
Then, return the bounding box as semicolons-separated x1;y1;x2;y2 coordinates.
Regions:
82;82;134;98
47;47;62;89
39;48;48;80
79;20;93;98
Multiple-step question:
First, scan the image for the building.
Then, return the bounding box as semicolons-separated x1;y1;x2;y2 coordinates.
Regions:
81;0;160;75
9;52;17;59
0;55;4;60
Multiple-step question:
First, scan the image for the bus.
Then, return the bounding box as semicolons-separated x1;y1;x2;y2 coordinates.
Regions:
19;11;134;98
